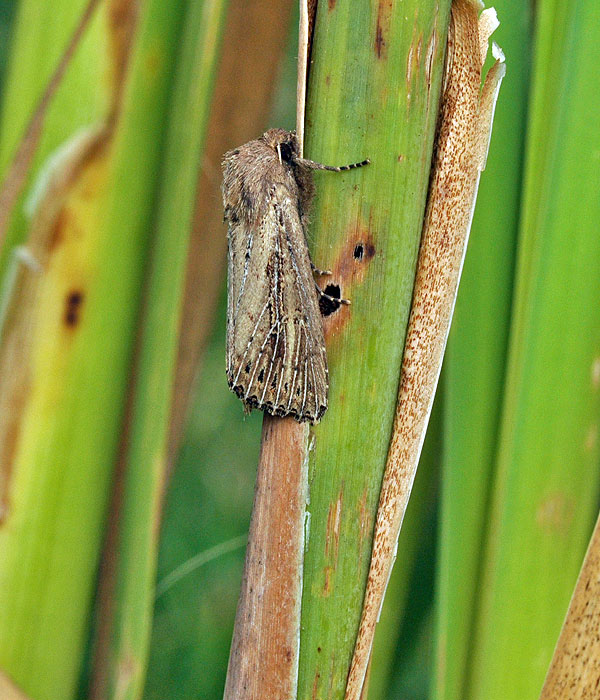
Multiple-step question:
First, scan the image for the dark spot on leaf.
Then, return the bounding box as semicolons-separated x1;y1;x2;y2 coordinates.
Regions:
375;22;385;58
64;290;84;327
365;243;376;259
374;0;391;59
354;244;364;260
319;284;342;316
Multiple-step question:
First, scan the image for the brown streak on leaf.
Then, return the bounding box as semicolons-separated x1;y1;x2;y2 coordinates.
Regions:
374;0;392;60
48;209;68;253
406;32;424;104
312;670;321;700
323;565;333;596
325;485;344;566
425;23;439;90
358;488;371;556
106;0;140;121
0;395;23;524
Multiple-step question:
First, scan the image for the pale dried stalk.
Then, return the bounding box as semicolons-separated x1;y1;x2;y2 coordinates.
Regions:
344;2;505;698
539;510;600;699
296;0;309;154
296;0;317;154
0;670;32;700
222;416;308;700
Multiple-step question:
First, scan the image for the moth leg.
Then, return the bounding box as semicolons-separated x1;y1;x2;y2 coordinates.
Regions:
315;281;350;305
311;262;331;276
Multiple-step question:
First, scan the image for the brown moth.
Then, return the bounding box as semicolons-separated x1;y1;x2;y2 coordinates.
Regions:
222;128;368;423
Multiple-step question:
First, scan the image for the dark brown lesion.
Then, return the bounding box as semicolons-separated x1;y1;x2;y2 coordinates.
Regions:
64;290;84;327
374;0;393;60
318;284;343;316
353;241;376;262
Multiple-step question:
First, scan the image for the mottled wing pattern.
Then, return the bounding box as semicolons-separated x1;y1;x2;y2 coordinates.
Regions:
226;183;328;423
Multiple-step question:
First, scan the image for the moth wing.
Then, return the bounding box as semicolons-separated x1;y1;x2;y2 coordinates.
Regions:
226;185;328;423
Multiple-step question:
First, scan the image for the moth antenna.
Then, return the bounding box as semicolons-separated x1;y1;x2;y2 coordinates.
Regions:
277;143;283;164
296;157;370;172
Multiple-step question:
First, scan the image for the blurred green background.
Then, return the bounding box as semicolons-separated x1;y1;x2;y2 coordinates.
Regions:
0;1;599;700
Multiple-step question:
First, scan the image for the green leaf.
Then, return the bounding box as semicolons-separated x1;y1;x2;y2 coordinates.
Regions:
468;2;600;698
432;2;532;698
0;1;190;698
297;2;452;697
94;1;228;698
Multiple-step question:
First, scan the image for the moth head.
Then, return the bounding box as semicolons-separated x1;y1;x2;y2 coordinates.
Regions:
262;129;299;165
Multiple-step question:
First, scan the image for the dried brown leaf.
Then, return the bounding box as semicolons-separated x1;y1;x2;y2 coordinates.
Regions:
223;416;308;700
0;669;32;700
539;511;600;699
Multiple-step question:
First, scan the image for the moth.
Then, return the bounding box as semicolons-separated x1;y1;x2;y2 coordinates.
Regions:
222;128;368;423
